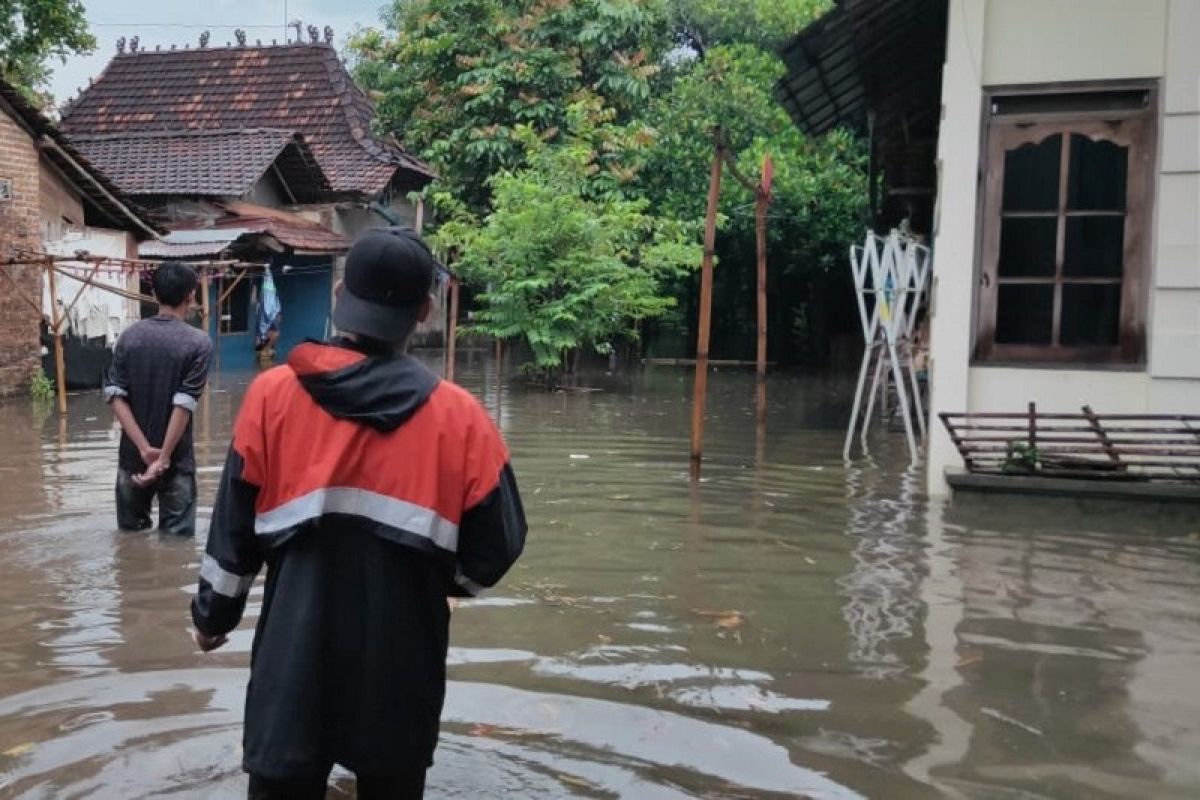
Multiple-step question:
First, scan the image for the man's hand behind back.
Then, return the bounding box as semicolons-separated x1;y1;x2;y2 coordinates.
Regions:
132;456;170;488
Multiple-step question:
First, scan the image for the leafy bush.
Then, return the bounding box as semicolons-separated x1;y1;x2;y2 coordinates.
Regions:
29;371;54;404
433;106;700;380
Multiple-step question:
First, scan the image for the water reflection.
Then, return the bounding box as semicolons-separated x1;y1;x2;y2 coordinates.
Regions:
0;359;1196;798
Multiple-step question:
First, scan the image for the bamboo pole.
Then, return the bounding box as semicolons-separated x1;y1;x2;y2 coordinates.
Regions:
200;272;211;331
60;262;104;327
46;263;67;415
52;264;157;305
755;154;773;379
689;139;724;476
446;278;459;382
216;268;250;307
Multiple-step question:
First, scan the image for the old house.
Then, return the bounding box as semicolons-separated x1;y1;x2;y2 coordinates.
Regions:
0;78;159;398
60;29;436;369
780;0;1200;497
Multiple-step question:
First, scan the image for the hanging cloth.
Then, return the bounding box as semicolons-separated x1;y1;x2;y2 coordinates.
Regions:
255;272;282;349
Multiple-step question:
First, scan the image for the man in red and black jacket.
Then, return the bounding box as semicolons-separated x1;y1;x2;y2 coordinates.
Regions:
190;228;527;799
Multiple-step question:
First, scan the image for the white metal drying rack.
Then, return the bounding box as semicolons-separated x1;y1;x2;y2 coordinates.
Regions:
844;230;932;464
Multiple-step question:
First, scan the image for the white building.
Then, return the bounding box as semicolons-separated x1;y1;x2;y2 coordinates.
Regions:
780;0;1200;496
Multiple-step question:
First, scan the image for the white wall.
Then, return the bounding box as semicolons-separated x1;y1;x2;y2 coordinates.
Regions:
967;368;1148;414
927;0;1200;496
43;227;140;344
982;0;1168;86
1150;0;1200;381
926;0;987;497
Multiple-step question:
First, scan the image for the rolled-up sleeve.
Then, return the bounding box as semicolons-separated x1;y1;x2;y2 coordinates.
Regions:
104;336;130;402
175;339;212;411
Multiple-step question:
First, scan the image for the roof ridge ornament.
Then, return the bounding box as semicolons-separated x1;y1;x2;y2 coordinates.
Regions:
235;29;247;47
200;31;210;48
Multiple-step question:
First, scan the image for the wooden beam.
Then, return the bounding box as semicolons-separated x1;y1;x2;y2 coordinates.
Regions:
217;268;250;307
271;163;299;205
51;264;157;306
58;262;104;333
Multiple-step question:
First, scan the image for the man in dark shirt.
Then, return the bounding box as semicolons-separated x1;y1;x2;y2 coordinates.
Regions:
105;263;212;536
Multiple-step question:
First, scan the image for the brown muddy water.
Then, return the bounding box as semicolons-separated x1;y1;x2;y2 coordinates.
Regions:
0;354;1198;799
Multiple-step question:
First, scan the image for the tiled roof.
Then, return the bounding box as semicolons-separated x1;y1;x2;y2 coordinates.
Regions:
163;200;349;255
0;78;161;238
60;42;434;196
70;129;332;200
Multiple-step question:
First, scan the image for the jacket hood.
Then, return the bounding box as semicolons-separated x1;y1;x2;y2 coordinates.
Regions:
287;341;440;432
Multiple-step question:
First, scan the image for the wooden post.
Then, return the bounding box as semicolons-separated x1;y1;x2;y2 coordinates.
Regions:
199;271;211;331
214;273;222;374
755;153;773;380
755;377;767;468
445;277;459;382
45;262;67;415
690;139;724;476
414;197;425;234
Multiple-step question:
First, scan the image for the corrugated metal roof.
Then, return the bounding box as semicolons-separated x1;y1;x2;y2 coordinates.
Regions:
139;229;249;257
776;0;948;230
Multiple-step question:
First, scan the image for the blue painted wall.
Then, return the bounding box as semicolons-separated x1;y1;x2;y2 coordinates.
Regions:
272;255;332;357
207;280;255;371
207;258;332;371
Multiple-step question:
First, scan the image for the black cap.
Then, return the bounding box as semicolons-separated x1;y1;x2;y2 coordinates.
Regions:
333;227;437;343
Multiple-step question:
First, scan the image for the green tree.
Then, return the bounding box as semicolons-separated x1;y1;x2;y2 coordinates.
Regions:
433;105;700;380
1;0;95;104
351;0;670;211
634;43;868;362
670;0;831;51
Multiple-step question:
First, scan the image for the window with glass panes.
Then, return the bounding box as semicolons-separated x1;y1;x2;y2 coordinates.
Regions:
974;85;1156;364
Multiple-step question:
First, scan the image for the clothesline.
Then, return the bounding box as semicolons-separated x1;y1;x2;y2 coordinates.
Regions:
4;248;264;273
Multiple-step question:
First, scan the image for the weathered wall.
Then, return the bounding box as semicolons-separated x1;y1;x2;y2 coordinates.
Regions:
0;106;44;398
38;160;85;242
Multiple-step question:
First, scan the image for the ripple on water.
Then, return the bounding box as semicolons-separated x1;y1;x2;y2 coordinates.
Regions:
0;669;861;799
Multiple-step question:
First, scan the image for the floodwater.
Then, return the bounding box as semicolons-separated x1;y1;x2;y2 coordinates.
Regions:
0;354;1198;799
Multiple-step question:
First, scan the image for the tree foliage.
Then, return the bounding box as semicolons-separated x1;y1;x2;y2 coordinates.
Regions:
1;0;95;104
354;0;869;369
638;43;866;273
634;42;867;360
350;0;670;211
670;0;831;51
433;104;700;376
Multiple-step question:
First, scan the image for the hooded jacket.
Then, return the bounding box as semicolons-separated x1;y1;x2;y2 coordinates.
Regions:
191;340;526;778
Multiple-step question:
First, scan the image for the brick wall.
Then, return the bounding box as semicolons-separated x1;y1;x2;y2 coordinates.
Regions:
0;108;44;398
